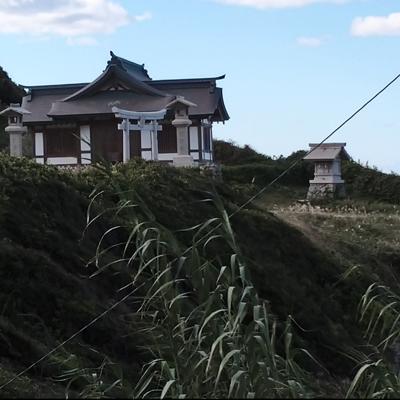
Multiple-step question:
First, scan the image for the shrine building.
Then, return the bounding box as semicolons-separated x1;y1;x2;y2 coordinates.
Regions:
1;51;229;167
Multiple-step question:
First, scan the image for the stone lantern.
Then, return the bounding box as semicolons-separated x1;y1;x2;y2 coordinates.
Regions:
303;143;350;199
0;103;31;157
166;96;197;167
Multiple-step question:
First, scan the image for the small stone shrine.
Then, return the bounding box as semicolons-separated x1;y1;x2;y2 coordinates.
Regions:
303;143;350;199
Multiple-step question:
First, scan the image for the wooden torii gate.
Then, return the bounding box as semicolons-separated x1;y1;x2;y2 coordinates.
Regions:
112;106;167;163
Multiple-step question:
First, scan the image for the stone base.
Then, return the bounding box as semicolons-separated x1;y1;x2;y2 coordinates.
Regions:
307;183;346;200
172;155;194;168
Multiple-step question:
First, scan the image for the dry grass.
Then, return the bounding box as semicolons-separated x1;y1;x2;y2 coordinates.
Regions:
255;193;400;278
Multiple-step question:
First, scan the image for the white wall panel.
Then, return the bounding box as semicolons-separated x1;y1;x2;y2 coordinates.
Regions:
142;150;152;161
35;132;44;156
47;157;78;165
190;152;200;161
81;153;92;165
141;131;151;149
80;125;91;152
189;127;199;150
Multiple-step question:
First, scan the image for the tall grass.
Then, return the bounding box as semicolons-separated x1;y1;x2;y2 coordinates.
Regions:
83;163;317;398
343;281;400;399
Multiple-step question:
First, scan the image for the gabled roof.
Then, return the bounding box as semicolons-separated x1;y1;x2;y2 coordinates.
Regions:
304;143;350;161
166;96;197;109
63;64;166;102
0;103;30;116
21;51;230;123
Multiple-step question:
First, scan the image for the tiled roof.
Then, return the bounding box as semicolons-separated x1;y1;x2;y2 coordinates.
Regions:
22;51;229;123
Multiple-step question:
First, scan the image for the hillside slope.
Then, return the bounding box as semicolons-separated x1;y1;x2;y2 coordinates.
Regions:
0;155;377;397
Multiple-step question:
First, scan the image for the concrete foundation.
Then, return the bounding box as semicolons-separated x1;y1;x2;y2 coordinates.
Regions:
307;183;346;200
173;155;194;167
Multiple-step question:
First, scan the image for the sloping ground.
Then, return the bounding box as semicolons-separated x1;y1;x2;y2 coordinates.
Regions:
0;155;374;397
0;157;145;398
267;200;400;286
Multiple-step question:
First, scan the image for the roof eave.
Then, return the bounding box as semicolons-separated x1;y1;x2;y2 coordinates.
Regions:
150;75;226;85
22;83;89;91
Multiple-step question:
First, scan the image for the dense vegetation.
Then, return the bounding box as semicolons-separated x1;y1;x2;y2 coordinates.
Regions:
1;152;400;397
0;67;25;106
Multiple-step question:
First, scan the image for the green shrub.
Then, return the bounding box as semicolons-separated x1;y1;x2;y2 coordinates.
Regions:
213;139;272;165
343;161;400;204
222;162;313;187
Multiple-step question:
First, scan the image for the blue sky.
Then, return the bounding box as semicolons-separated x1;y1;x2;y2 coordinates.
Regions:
1;0;400;172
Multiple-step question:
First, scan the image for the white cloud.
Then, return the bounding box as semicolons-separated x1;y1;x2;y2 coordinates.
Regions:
134;11;152;22
0;0;152;44
216;0;346;9
296;36;325;47
66;36;98;46
351;12;400;37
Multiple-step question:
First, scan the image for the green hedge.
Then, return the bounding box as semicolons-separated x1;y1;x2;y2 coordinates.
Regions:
222;161;313;187
343;161;400;204
213;139;273;165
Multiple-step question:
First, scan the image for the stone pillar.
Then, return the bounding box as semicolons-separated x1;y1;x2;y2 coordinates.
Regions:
5;122;27;157
9;131;23;157
172;108;194;167
1;104;30;158
151;121;159;161
122;118;130;163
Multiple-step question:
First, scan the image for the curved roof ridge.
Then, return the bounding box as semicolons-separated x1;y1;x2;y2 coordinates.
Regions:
109;51;151;81
62;64;167;102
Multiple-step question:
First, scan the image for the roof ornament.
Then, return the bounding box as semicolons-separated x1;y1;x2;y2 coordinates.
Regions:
108;51;120;68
